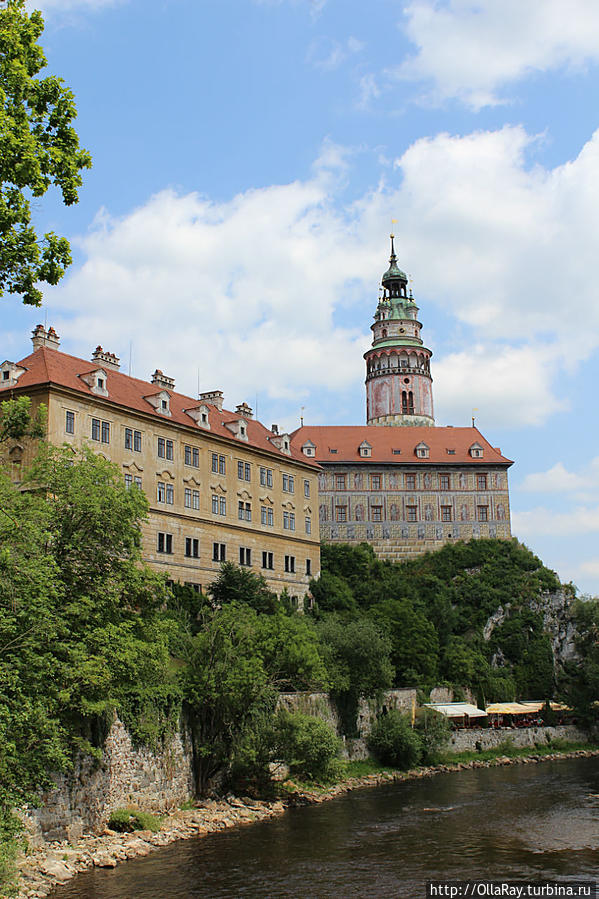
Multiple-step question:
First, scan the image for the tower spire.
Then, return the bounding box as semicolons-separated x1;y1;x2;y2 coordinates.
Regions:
363;237;435;427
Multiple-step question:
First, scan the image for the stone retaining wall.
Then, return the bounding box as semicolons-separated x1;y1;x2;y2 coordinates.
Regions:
448;724;588;753
23;716;194;846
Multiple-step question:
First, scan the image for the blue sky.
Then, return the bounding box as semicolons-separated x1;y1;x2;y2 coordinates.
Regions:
5;0;599;594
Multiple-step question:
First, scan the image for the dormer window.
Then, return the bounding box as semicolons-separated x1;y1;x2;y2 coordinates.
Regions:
224;418;249;442
359;440;372;458
144;389;171;416
415;442;430;459
269;431;291;455
302;440;316;457
469;442;484;459
80;368;109;397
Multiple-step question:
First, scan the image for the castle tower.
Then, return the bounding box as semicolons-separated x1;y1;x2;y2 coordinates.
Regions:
364;236;435;427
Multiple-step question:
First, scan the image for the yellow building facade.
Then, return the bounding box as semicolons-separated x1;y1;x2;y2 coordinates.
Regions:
1;327;320;601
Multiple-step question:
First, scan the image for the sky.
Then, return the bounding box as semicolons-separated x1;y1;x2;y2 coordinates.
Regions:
4;0;599;594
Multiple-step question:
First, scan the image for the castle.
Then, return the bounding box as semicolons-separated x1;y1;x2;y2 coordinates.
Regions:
291;237;512;561
1;237;512;580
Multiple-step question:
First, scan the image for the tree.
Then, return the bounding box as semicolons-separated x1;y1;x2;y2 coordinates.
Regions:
0;0;92;305
370;598;439;684
0;396;46;442
208;561;278;614
367;710;422;769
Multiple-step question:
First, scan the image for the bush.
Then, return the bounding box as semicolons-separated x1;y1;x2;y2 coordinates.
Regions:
414;708;452;764
367;710;423;769
276;711;341;781
108;807;162;833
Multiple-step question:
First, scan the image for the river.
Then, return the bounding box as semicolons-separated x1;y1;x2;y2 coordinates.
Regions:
51;757;599;898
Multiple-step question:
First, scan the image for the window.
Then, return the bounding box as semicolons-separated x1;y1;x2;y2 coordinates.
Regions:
370;474;381;490
192;490;200;510
262;551;274;570
329;448;338;454
134;476;142;490
441;506;452;522
239;547;252;566
101;421;110;444
185;537;199;558
185;488;192;508
124;474;133;490
392;449;401;455
91;418;100;441
65;411;75;434
261;506;274;526
212;542;226;562
336;506;347;522
134;430;142;452
125;427;133;450
477;505;489;521
305;516;311;535
185;445;199;467
407;506;418;521
477;474;488;490
440;475;450;490
97;377;104;390
335;474;346;491
304;479;310;498
284;555;296;574
158;437;165;458
260;467;273;487
446;449;456;455
283;474;295;493
371;506;382;522
406;474;416;490
237;461;251;481
211;453;226;474
283;511;296;531
212;495;226;516
165;484;174;504
157;532;173;554
306;559;311;576
166;439;173;461
157;481;165;503
238;501;251;521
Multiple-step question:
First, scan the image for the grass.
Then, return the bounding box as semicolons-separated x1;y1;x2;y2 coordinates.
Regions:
443;739;599;765
108;807;163;833
277;740;599;793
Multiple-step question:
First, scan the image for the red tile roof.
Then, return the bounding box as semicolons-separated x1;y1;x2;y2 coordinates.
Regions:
290;425;512;466
2;346;318;468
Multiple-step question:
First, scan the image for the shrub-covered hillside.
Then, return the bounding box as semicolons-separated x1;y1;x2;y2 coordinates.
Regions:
310;539;572;703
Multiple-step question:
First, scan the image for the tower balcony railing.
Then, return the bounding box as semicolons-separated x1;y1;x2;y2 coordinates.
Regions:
366;364;430;378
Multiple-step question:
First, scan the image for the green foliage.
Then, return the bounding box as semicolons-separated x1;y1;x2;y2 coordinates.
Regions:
314;539;564;697
0;0;92;305
209;562;278;613
367;711;422;769
414;707;452;764
108;807;162;833
275;710;341;781
0;396;46;442
561;598;599;726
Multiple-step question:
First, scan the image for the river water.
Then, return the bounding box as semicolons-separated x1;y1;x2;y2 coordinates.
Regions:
51;757;599;898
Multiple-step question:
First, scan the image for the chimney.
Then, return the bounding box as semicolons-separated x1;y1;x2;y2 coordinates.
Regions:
31;325;61;351
271;424;279;435
91;346;121;371
198;390;224;412
235;402;253;420
151;369;175;391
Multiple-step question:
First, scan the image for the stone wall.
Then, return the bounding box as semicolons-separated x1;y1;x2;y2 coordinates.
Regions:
23;716;195;846
277;688;418;760
447;724;588;754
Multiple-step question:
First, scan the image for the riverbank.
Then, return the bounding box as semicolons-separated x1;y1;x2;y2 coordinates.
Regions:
17;745;599;899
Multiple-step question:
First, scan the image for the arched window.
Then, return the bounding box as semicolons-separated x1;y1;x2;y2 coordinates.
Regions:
401;391;408;414
382;328;387;338
408;391;414;414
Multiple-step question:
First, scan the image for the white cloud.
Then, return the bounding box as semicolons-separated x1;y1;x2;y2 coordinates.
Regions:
434;343;565;428
513;504;599;538
41;126;599;430
395;0;599;108
357;73;381;109
307;36;363;70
